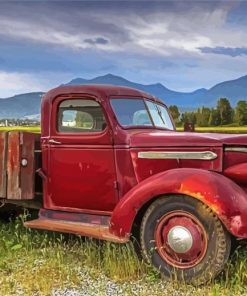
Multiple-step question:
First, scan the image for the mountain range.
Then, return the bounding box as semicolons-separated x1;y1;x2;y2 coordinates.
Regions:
1;73;247;119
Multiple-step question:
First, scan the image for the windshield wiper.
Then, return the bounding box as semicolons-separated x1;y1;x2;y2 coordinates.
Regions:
156;106;166;126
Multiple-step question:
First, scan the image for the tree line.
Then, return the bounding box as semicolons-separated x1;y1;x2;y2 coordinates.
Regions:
169;98;247;127
0;118;39;127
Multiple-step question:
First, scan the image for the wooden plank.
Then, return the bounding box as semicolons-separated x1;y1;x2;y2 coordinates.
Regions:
0;132;7;198
7;132;37;200
7;132;21;199
20;132;36;199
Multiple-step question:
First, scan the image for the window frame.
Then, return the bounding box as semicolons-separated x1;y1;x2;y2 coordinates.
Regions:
145;99;175;130
52;96;109;137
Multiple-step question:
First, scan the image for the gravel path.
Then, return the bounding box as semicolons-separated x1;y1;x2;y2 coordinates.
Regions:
52;268;196;296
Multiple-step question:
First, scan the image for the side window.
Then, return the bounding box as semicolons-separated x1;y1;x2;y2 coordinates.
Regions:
57;99;107;133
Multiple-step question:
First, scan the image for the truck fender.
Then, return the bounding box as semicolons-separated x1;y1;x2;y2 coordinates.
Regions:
110;168;247;239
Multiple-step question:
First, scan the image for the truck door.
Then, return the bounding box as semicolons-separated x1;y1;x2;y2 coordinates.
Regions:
46;96;118;212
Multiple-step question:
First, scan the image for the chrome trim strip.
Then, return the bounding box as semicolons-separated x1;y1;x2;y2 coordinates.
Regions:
225;147;247;153
138;151;218;160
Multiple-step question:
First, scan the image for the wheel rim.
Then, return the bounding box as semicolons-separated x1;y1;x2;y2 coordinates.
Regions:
154;211;208;269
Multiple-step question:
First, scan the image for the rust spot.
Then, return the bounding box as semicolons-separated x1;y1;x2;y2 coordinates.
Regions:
178;179;221;215
231;215;242;229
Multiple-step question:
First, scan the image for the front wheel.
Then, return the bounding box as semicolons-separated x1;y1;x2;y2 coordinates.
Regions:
140;195;231;285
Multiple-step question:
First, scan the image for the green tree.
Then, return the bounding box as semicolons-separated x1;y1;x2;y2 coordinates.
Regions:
181;111;196;124
196;107;211;127
208;108;221;126
169;105;180;123
180;113;188;124
216;98;233;125
235;100;247;126
75;111;93;128
195;108;201;126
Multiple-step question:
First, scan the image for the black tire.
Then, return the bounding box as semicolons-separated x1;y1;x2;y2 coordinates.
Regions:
140;195;231;285
0;204;25;222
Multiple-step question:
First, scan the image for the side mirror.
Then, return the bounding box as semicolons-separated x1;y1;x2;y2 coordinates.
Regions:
184;122;195;132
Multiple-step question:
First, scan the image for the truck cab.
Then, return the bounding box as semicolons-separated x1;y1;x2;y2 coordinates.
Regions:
1;84;247;284
40;85;175;213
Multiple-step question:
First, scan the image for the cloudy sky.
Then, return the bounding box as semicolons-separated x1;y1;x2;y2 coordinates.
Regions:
0;0;247;97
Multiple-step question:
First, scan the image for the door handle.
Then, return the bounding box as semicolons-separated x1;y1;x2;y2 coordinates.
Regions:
36;168;47;180
48;139;62;145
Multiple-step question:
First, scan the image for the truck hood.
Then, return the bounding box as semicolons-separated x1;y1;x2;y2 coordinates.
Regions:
128;130;247;147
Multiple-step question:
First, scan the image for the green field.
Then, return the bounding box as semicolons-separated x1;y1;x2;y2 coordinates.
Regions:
176;126;247;134
0;126;40;133
1;125;247;134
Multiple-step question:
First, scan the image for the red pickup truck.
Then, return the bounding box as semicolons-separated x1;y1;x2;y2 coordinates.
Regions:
0;85;247;284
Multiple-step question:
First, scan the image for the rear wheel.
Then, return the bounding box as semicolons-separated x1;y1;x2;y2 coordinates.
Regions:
140;195;231;285
0;204;23;222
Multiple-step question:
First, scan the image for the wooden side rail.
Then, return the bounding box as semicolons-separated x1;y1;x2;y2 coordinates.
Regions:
0;132;40;200
0;132;7;198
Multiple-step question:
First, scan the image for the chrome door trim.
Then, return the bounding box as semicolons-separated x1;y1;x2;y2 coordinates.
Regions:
225;147;247;153
138;151;218;160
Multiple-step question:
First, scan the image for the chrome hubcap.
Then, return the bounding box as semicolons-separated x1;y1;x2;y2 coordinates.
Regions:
167;226;193;253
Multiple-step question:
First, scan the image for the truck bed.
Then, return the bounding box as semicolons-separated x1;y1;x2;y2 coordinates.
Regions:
0;131;41;201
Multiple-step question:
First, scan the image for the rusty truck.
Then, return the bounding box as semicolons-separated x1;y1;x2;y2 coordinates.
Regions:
0;85;247;284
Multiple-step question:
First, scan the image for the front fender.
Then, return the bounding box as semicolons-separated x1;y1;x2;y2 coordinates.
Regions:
110;168;247;239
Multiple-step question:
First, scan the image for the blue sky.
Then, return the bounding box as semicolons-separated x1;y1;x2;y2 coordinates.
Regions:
0;0;247;97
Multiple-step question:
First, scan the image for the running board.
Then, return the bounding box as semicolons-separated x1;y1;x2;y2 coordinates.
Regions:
24;218;128;243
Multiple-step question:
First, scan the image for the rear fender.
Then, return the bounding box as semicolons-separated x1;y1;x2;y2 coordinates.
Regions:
110;168;247;239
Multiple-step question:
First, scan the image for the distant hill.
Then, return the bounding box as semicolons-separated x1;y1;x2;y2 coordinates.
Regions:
66;74;207;107
0;92;43;119
66;73;247;107
0;73;247;118
202;75;247;105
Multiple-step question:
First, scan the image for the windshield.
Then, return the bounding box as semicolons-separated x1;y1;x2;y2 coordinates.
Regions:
111;98;174;130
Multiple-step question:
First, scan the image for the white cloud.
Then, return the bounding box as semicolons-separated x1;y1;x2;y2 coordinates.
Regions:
119;6;246;56
0;72;41;97
0;71;71;98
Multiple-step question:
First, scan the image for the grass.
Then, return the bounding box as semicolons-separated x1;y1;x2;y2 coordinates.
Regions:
0;125;247;134
176;126;247;134
0;126;40;133
0;215;246;296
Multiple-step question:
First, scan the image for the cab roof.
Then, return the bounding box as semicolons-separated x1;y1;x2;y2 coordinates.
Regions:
42;84;163;105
